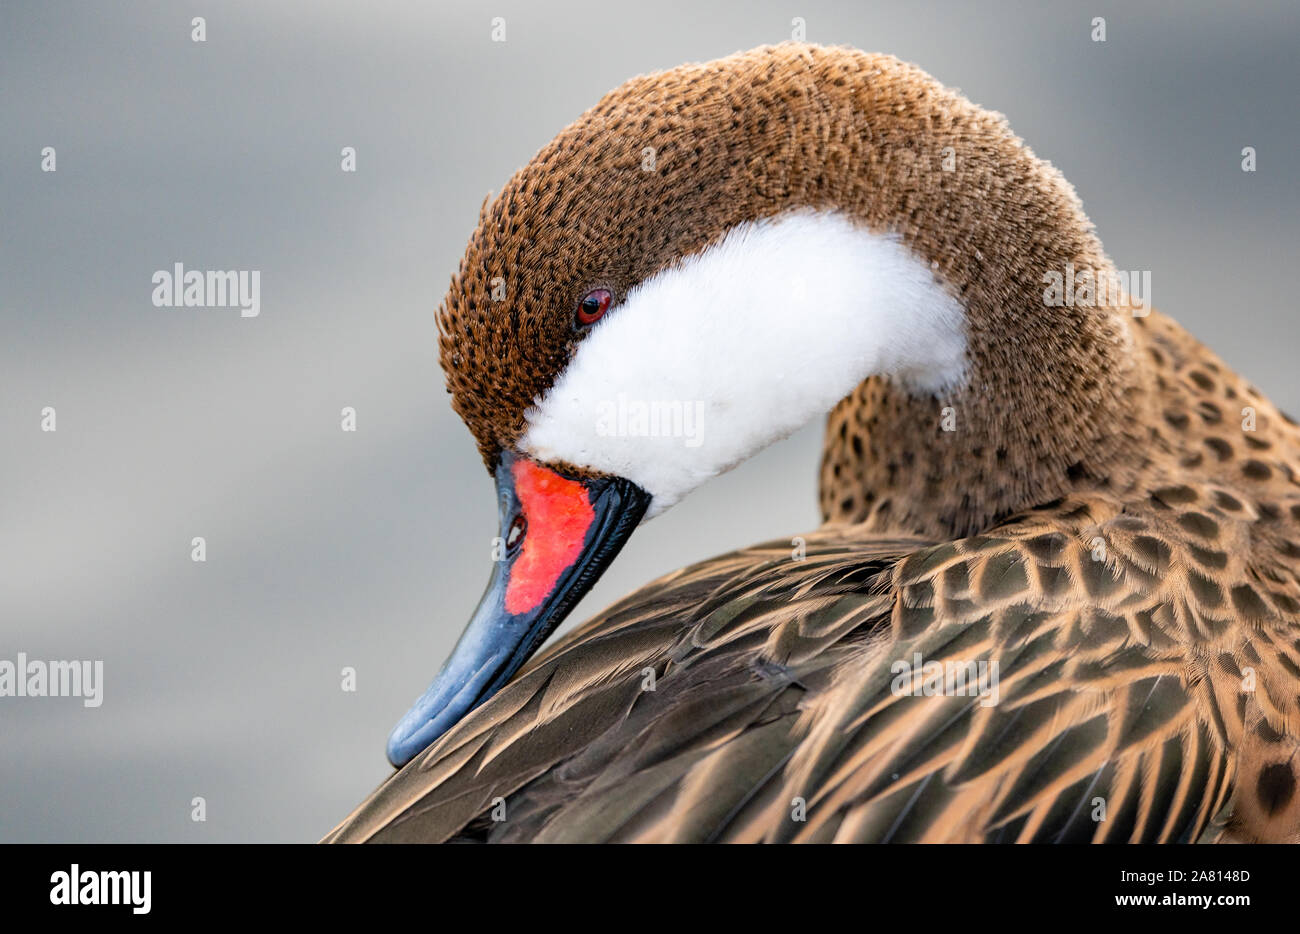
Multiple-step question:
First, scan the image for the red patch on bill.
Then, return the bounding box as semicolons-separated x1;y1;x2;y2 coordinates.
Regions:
504;461;595;615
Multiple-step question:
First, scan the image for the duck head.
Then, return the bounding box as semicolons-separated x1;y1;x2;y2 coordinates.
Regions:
387;43;1141;765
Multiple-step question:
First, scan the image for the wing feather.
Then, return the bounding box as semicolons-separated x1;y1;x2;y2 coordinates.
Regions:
326;493;1300;842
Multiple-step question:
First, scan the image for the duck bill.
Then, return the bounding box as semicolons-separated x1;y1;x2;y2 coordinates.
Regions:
386;452;650;767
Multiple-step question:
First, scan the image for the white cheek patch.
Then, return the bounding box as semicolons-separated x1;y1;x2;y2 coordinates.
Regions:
520;209;967;517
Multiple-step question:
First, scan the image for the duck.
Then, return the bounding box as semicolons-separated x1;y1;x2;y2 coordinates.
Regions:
325;43;1300;843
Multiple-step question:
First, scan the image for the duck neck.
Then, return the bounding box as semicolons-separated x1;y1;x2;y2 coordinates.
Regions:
753;54;1157;537
818;326;1152;539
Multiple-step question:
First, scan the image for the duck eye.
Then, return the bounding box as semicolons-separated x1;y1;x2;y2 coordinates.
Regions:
576;288;612;326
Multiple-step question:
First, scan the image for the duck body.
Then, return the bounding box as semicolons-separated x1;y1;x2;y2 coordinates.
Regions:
328;44;1300;843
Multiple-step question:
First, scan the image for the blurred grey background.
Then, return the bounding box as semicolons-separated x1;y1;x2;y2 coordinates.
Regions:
1;1;1296;842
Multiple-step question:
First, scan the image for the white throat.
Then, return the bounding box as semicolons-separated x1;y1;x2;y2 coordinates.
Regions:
520;209;968;517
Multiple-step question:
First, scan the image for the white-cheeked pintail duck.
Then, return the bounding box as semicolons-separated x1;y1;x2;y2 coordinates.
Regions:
326;43;1300;844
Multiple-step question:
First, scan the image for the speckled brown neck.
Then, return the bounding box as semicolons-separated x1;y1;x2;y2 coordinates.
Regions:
819;309;1300;539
